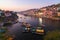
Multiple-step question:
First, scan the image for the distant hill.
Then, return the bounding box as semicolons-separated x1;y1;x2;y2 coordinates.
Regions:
18;3;60;15
40;3;60;9
19;9;39;15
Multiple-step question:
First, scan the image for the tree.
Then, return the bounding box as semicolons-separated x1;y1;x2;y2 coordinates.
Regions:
44;30;60;40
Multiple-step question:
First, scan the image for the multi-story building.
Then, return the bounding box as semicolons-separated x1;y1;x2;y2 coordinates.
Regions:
4;11;12;17
57;12;60;16
39;5;58;17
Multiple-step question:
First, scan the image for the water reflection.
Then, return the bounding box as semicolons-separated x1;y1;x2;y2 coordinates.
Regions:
39;18;42;25
17;14;60;30
17;14;40;27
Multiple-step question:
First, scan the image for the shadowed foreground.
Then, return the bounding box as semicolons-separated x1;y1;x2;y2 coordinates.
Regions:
9;23;44;40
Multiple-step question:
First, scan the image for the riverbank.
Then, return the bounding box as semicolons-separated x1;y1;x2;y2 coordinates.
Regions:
44;30;60;40
21;14;60;20
41;16;60;20
30;15;60;21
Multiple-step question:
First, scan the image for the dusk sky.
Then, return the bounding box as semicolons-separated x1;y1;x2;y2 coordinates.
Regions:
0;0;60;11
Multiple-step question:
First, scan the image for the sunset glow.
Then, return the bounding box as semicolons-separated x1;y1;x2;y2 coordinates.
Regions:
0;0;60;11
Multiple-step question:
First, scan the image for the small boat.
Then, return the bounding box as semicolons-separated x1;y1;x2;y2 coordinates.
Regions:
21;22;31;33
35;27;45;35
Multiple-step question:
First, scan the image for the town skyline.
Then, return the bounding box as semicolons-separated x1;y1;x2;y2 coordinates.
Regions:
0;0;60;11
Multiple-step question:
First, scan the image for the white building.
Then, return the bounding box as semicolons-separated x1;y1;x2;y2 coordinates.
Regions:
5;13;12;17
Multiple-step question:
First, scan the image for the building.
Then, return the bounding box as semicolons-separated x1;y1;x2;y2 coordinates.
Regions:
57;12;60;16
39;6;57;17
4;11;12;17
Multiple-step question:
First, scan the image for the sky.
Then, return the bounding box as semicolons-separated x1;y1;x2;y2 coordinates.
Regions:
0;0;60;11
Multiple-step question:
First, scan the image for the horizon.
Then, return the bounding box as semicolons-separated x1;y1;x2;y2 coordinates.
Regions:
0;0;60;11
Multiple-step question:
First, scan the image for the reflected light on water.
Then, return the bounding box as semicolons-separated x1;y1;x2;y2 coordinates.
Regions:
39;18;42;25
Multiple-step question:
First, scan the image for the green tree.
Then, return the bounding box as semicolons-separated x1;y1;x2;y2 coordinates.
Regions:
0;27;8;40
44;30;60;40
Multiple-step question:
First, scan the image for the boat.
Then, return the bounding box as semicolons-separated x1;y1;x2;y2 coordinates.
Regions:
21;22;31;33
35;27;45;35
31;25;45;35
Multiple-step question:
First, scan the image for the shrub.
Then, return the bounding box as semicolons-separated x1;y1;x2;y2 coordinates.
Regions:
44;30;60;40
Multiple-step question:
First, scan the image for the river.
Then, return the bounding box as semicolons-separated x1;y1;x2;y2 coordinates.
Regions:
9;14;60;40
17;14;60;31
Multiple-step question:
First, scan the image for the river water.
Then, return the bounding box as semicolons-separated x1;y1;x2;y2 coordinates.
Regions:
8;14;60;40
17;14;60;31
